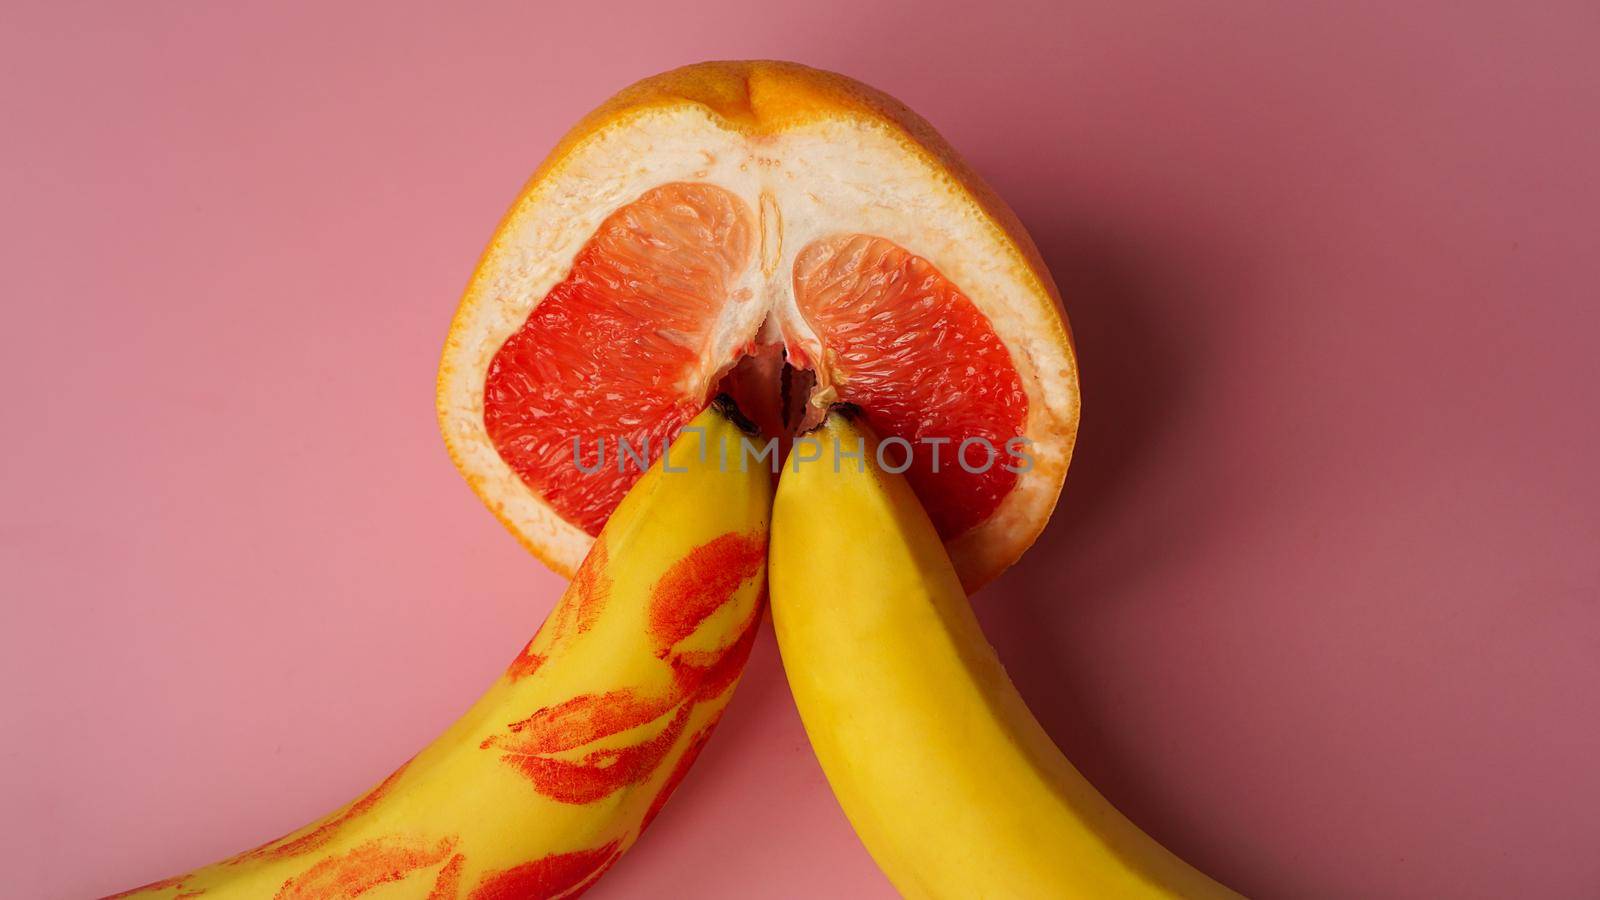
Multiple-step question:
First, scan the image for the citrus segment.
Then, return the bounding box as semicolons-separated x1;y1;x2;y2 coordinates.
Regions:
483;182;756;534
793;234;1027;539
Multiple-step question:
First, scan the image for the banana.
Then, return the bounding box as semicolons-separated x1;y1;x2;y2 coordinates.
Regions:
109;402;771;900
768;411;1240;900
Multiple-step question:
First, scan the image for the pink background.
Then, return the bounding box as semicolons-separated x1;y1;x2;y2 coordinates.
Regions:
3;2;1597;897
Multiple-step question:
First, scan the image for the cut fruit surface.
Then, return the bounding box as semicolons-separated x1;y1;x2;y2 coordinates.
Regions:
439;60;1080;589
793;234;1028;539
483;182;756;534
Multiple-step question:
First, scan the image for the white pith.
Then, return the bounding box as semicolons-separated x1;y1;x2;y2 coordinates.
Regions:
439;106;1079;586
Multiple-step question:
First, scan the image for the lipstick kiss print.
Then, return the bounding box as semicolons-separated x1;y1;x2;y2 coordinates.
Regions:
506;540;611;681
272;835;459;899
228;760;414;866
468;840;622;900
480;690;692;804
482;531;765;803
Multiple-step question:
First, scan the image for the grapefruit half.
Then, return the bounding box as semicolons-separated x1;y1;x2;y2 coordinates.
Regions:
438;61;1079;590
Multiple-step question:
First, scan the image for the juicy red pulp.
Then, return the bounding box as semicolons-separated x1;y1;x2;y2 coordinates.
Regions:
483;183;1027;540
793;235;1027;538
483;183;753;534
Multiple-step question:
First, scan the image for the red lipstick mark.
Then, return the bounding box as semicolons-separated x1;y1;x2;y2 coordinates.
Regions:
650;534;766;706
641;712;723;834
486;690;670;755
426;854;466;900
506;540;610;681
273;835;457;899
504;639;547;681
468;841;622;900
484;695;692;804
487;532;764;804
673;590;762;701
648;532;765;654
229;760;412;866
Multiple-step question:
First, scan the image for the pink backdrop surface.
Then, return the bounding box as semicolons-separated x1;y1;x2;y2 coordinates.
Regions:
3;2;1597;897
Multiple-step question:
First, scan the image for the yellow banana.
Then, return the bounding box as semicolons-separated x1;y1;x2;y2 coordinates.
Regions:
768;411;1240;900
109;402;771;900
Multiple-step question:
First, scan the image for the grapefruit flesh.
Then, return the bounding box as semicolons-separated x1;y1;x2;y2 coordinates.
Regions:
483;182;756;534
792;234;1027;539
483;187;1026;543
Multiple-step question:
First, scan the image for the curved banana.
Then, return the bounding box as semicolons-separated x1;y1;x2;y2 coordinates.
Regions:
768;411;1240;899
109;402;771;900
